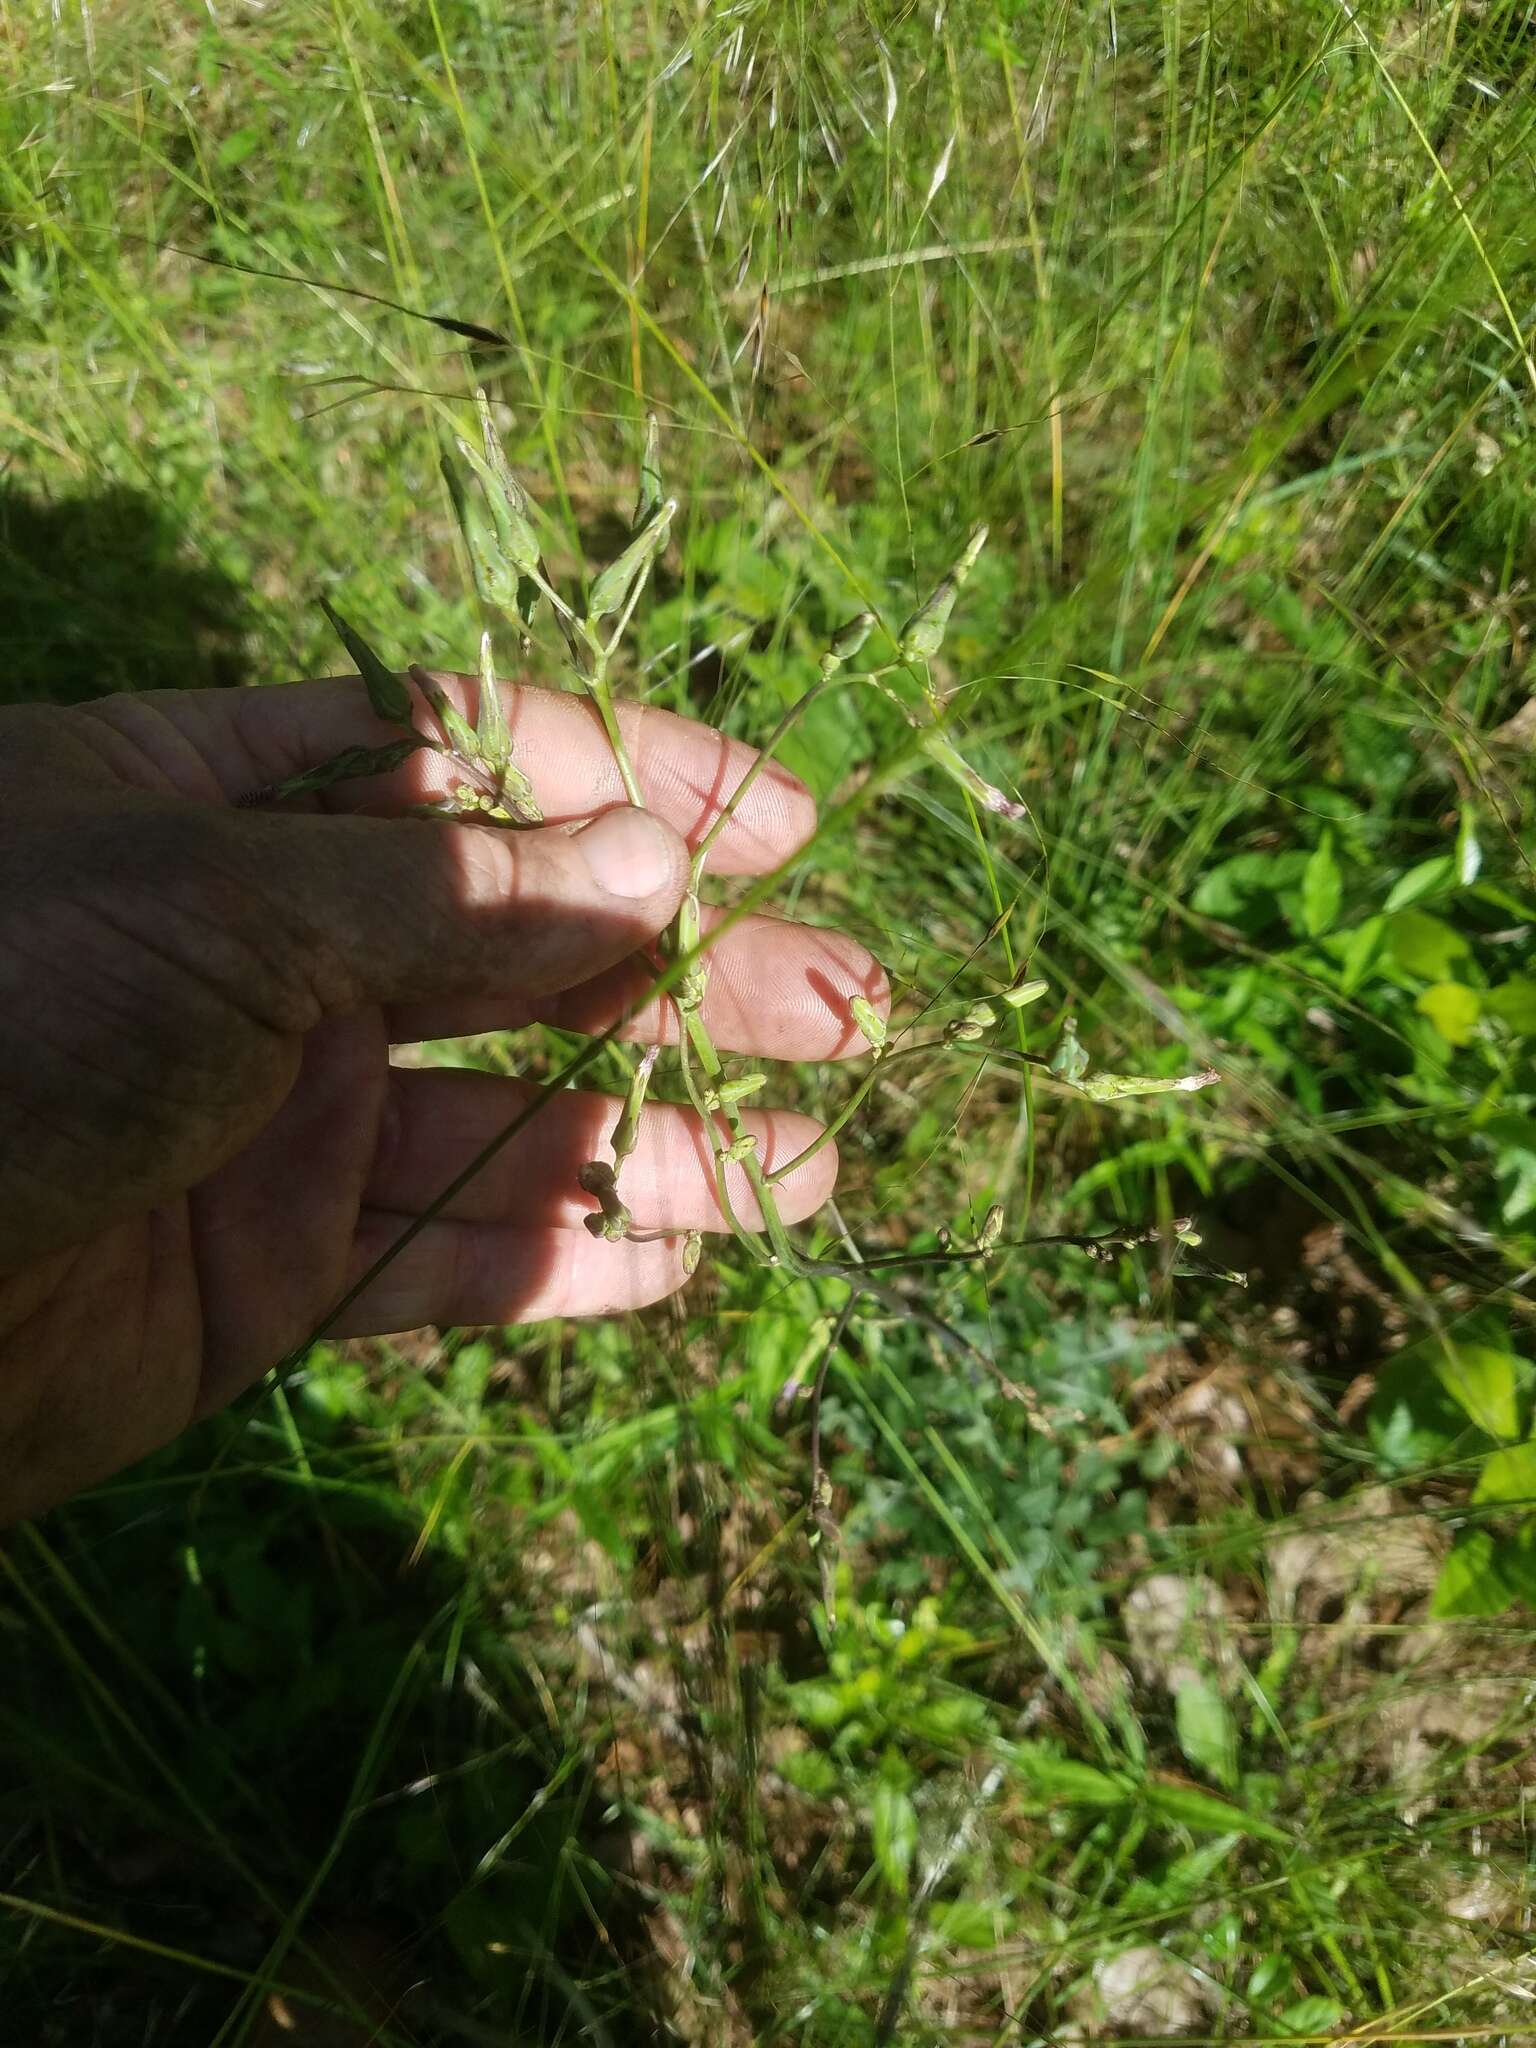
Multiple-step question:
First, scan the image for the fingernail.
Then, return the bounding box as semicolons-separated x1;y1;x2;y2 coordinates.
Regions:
573;807;679;899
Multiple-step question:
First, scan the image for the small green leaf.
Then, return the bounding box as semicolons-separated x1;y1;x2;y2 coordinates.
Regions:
1431;1530;1512;1619
1386;910;1469;980
1486;979;1536;1035
1277;1995;1348;2036
1334;914;1385;995
1301;832;1343;937
1385;855;1453;912
1004;1741;1130;1807
1174;1675;1239;1789
318;597;416;729
1416;981;1480;1046
870;1779;918;1892
1142;1780;1289;1843
932;1900;995;1948
1427;1340;1520;1441
1474;1439;1536;1507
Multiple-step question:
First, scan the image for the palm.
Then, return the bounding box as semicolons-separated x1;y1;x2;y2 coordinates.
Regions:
0;673;886;1521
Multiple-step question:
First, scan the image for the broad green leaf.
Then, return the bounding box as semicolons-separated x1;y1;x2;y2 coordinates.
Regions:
1430;1530;1512;1618
931;1899;995;1947
1301;832;1342;937
1278;1996;1348;2035
1486;1115;1536;1224
1367;1351;1488;1472
1474;1440;1536;1507
318;597;416;729
1192;850;1308;925
1486;979;1536;1034
1141;1780;1289;1842
1385;854;1453;912
1416;981;1480;1046
1334;913;1384;995
1175;1675;1238;1789
871;1779;917;1891
1427;1340;1520;1441
1386;909;1469;980
1004;1741;1129;1807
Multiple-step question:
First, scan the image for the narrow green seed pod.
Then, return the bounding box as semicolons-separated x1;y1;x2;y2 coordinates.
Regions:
586;498;677;621
1001;976;1049;1010
850;994;887;1051
713;1072;767;1106
440;449;519;609
819;609;876;678
609;1046;660;1167
634;412;664;530
897;524;988;661
475;628;511;773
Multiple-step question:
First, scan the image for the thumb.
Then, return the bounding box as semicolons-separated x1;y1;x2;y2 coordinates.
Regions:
227;803;691;1018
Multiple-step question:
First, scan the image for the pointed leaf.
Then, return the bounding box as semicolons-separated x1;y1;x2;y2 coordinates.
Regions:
1427;1340;1520;1442
1175;1676;1239;1789
1473;1440;1536;1506
1431;1530;1512;1619
1301;832;1342;937
318;597;416;729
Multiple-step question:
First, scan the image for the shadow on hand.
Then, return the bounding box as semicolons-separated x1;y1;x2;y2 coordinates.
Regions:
0;481;248;705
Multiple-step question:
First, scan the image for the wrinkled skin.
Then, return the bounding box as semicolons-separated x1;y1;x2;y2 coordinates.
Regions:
0;672;889;1521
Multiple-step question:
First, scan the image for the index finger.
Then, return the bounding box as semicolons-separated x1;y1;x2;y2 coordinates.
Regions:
85;674;818;877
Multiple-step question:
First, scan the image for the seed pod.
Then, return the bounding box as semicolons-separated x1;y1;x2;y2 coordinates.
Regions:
1076;1066;1220;1102
819;609;876;678
897;525;988;662
681;1229;703;1278
965;1000;996;1030
440;449;519;609
1001;975;1049;1010
1049;1015;1090;1084
712;1072;767;1106
470;393;545;578
475;628;511;773
634;412;664;531
319;597;416;729
609;1046;660;1167
586;497;677;622
977;1202;1005;1252
850;994;887;1051
944;1017;986;1044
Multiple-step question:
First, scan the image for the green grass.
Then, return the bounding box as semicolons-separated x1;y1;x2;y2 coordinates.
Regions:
4;0;1536;2040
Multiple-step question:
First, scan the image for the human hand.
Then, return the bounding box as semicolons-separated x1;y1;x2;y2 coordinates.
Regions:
0;672;887;1521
